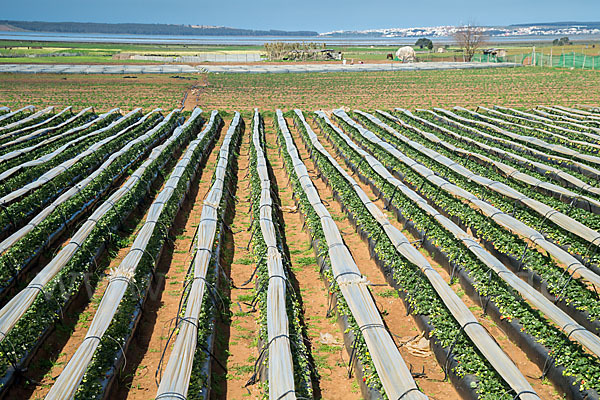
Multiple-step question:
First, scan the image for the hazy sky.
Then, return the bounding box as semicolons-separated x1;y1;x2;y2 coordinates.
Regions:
3;0;600;32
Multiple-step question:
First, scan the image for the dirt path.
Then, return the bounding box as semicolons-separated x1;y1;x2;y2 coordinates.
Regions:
113;119;226;399
284;116;460;399
315;116;561;399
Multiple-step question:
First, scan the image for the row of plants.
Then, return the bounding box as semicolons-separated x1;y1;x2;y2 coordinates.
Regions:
0;110;206;395
0;109;181;300
527;107;600;132
502;107;600;133
380;110;600;230
339;112;600;327
489;107;600;142
352;111;600;271
318;112;600;397
0;109;150;197
368;111;600;257
410;110;600;205
0;108;74;152
464;108;600;156
0;107;76;149
177;113;239;399
0;109;96;158
306;111;523;399
449;109;600;170
0;110;122;178
248;111;313;399
286;111;426;399
419;109;600;191
435;108;598;180
0;111;164;241
71;110;213;399
0;107;47;133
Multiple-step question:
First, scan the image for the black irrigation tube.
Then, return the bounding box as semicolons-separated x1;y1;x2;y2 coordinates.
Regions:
318;115;599;400
279;119;386;400
89;118;222;400
291;116;481;400
0;115;181;305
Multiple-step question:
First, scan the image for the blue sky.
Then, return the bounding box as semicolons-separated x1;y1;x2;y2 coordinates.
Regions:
3;0;600;32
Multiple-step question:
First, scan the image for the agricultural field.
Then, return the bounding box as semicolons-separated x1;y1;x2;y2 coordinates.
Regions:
1;67;600;113
1;39;599;64
1;93;600;400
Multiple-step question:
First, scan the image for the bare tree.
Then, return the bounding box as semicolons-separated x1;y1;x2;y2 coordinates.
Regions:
453;25;488;62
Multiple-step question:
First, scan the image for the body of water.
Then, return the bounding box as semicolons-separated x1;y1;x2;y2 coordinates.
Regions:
1;31;600;45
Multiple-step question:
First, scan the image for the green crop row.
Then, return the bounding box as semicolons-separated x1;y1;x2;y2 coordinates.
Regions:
0;110;142;198
248;113;312;399
0;112;205;395
0;111;120;176
329;113;600;395
495;108;600;139
0;109;51;133
73;112;211;399
452;110;600;170
353;112;600;318
0;112;162;240
0;110;179;301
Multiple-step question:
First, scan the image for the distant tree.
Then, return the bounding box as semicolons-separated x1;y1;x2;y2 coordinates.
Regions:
453;25;488;61
553;36;571;46
415;38;433;50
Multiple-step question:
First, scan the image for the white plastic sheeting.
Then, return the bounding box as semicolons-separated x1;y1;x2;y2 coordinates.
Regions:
46;107;210;400
371;110;600;239
291;110;427;399
327;110;600;361
0;108;126;182
482;106;600;142
404;109;600;199
0;108;197;359
433;107;600;180
156;111;236;400
0;106;52;134
0;108;161;208
387;109;600;210
333;110;600;294
1;106;74;139
550;106;600;120
0;107;91;152
449;107;600;168
0;106;33;124
0;109;180;255
533;106;600;127
251;109;297;400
